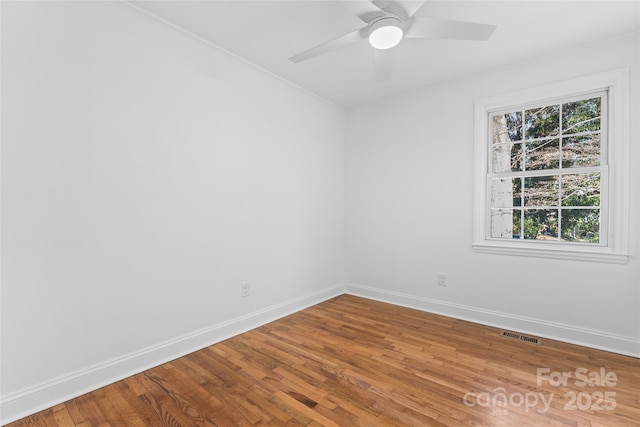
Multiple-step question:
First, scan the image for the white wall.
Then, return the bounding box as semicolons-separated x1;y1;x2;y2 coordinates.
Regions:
345;32;639;357
1;1;344;421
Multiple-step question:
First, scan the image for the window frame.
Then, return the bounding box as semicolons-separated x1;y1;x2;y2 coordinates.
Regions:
473;69;629;263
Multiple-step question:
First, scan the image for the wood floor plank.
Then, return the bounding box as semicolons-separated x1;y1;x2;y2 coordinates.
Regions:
103;380;158;426
6;295;639;426
50;405;75;426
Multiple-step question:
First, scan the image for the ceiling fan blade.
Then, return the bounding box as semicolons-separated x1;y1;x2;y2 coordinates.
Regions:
338;0;384;22
372;0;411;20
288;28;367;63
399;0;429;19
405;16;497;41
371;0;391;7
374;48;395;82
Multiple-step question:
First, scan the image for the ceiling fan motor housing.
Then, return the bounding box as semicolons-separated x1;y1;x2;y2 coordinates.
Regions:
368;15;405;50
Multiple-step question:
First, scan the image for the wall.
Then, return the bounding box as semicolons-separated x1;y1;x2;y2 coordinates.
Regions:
345;32;640;357
0;1;344;422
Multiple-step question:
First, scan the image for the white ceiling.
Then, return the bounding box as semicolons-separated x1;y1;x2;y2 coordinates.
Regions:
128;1;640;108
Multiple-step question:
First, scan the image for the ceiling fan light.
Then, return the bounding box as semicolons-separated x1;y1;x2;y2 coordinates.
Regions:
368;17;404;50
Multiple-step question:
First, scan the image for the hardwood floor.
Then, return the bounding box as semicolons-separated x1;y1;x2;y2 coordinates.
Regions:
7;295;640;426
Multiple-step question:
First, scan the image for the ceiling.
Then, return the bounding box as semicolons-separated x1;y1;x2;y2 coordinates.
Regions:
128;1;640;108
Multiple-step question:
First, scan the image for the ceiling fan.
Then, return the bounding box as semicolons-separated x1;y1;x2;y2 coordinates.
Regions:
288;0;496;76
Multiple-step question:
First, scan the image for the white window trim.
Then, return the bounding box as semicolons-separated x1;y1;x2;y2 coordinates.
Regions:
473;69;630;264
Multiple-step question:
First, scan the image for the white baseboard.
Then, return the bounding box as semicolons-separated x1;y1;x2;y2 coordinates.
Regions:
344;283;640;358
0;284;345;425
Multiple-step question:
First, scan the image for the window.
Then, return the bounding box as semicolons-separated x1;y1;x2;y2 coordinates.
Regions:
489;93;606;243
473;69;629;263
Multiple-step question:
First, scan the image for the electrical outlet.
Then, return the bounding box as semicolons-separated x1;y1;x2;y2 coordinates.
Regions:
241;282;250;297
437;273;447;286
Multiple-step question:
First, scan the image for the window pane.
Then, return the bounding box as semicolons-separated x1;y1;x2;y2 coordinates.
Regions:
561;173;600;207
561;209;600;243
563;97;601;134
491;208;513;238
562;135;600;168
525;105;559;139
492;112;522;143
491;208;524;239
491;177;522;208
524;209;558;240
513;209;522;239
524;176;559;207
492;142;522;172
525;138;559;170
491;178;513;208
507;112;522;141
512;177;522;207
492;115;508;144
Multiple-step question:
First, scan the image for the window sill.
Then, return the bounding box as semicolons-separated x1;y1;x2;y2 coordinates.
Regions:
472;242;630;264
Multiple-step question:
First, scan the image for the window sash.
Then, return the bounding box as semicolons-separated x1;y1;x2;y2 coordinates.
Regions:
484;168;609;246
488;91;608;175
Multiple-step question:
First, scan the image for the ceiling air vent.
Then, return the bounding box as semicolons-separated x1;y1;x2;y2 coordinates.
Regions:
500;330;542;345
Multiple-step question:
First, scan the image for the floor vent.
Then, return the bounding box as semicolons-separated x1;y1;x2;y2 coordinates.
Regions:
500;331;542;345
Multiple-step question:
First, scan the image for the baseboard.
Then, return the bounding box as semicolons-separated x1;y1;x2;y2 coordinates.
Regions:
0;283;345;425
344;283;640;358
